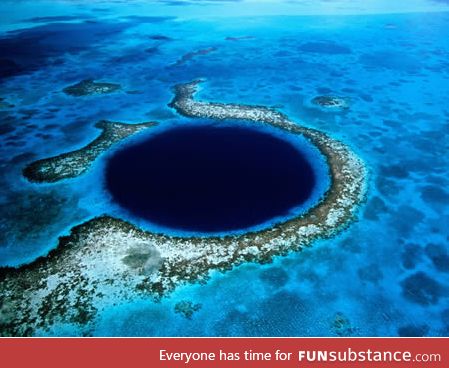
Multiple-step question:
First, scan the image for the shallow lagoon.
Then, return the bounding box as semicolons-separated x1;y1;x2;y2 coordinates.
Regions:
0;0;448;336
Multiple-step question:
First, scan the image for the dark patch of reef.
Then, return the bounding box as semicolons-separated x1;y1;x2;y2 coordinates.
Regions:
311;96;349;110
0;98;14;109
225;36;255;41
172;47;217;67
0;21;135;80
331;312;357;336
63;79;121;97
174;301;202;319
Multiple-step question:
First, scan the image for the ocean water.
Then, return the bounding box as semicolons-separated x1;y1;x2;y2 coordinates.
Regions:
1;0;448;336
105;123;326;234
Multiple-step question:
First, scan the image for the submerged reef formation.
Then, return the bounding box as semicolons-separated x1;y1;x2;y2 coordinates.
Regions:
311;95;349;110
0;97;14;109
332;312;357;336
172;47;217;67
174;301;202;319
225;36;255;41
0;80;366;336
63;79;121;97
23;120;157;183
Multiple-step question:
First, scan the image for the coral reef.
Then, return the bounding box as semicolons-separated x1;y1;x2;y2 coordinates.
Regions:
23;120;157;183
63;79;121;97
0;80;366;335
332;312;357;336
174;301;202;319
172;48;217;67
311;95;349;110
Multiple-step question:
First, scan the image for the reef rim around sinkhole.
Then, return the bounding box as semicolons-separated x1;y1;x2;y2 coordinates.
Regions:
1;80;367;336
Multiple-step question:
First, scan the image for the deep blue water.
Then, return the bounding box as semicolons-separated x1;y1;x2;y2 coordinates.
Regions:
0;0;449;336
106;124;319;233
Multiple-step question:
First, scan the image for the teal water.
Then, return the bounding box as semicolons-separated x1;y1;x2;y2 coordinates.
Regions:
1;0;448;336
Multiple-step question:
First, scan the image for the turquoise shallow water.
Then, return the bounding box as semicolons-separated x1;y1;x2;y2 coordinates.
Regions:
1;1;449;336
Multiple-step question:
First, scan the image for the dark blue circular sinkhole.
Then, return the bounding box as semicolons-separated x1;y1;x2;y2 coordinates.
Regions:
105;124;318;233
